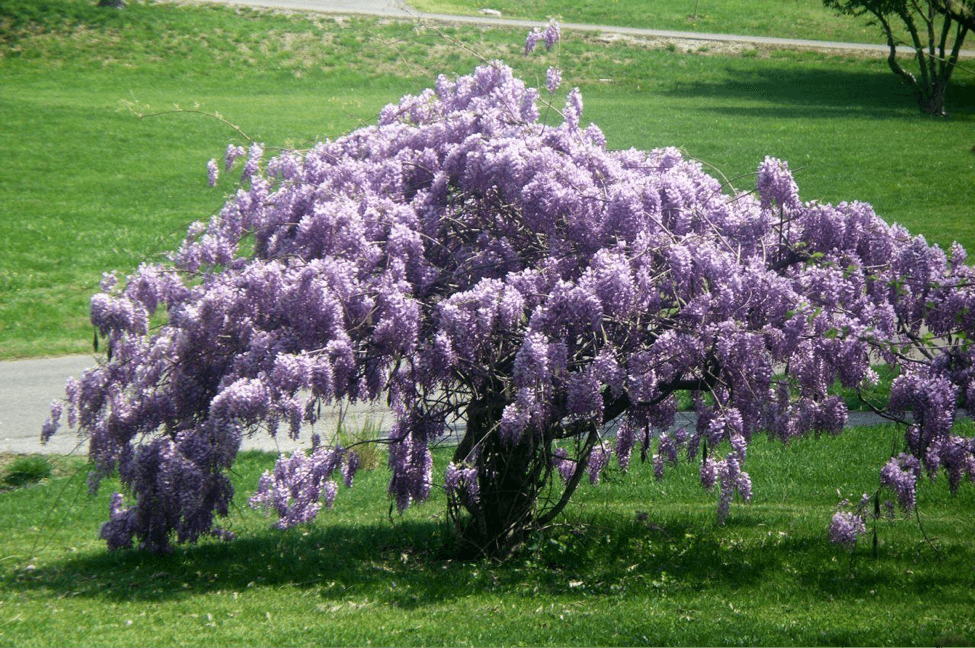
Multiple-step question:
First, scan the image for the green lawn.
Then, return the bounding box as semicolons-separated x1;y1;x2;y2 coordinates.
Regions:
1;424;973;646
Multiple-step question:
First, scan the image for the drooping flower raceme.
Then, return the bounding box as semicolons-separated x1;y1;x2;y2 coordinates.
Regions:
525;19;560;54
46;60;975;554
206;159;219;187
546;67;561;94
828;510;867;549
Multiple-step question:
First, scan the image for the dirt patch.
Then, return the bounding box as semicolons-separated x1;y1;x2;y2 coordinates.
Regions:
585;30;885;60
591;31;761;57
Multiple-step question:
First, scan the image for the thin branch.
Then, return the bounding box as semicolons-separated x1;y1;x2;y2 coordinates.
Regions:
138;107;256;144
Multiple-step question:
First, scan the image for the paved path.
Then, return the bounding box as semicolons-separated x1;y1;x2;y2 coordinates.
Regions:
0;356;94;456
0;355;394;456
2;355;903;457
184;0;974;58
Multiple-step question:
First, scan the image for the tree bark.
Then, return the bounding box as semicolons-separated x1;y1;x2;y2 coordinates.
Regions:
451;396;594;558
452;399;545;557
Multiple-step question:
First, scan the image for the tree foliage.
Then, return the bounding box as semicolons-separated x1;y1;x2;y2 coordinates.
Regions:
933;0;975;31
44;47;975;555
823;0;971;115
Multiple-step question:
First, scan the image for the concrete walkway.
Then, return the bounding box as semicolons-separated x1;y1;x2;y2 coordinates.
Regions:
0;355;394;456
2;354;904;457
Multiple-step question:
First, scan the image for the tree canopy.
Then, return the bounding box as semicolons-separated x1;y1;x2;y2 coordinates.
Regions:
45;53;975;556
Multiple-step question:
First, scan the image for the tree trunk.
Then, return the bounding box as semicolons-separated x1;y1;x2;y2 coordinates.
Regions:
918;80;948;115
467;433;542;556
452;399;548;557
871;6;962;116
450;397;605;558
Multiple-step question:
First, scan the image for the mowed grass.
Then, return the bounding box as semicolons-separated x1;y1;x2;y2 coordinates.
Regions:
1;423;973;646
410;0;908;44
2;0;974;359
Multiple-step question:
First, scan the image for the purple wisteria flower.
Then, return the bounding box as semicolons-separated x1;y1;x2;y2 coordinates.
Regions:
880;453;921;512
543;20;561;49
41;401;63;444
445;462;479;508
525;20;560;54
828;510;866;548
546;66;562;94
224;144;246;171
240;142;263;182
614;419;638;473
100;492;136;551
587;444;611;484
553;448;577;484
757;156;801;212
249;446;350;528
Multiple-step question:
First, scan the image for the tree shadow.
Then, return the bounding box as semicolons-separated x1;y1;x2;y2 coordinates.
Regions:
662;63;975;121
9;519;462;607
7;507;973;611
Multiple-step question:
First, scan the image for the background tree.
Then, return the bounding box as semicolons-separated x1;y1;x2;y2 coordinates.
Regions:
45;49;975;556
823;0;971;115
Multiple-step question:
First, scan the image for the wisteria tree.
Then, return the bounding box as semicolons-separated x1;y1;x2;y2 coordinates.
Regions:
44;28;975;556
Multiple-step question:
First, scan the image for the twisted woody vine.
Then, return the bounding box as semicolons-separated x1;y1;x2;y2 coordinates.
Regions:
43;22;975;556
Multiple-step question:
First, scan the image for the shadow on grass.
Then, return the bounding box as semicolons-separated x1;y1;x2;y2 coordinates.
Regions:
9;519;459;606
662;64;975;121
9;509;962;610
